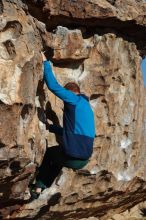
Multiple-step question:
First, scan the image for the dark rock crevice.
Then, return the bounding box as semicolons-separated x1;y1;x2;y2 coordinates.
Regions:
21;104;33;120
107;0;116;5
3;40;16;60
0;0;3;15
0;142;5;148
23;1;146;56
2;21;23;39
48;16;146;56
22;0;46;22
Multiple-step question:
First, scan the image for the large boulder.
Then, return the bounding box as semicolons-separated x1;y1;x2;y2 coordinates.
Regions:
0;0;146;219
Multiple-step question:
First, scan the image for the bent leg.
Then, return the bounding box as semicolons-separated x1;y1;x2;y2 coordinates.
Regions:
36;145;67;188
35;145;89;189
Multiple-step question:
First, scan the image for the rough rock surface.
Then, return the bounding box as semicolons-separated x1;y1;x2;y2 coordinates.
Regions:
0;0;146;219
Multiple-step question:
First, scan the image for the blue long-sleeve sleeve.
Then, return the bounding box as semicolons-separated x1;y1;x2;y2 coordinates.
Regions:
43;61;79;105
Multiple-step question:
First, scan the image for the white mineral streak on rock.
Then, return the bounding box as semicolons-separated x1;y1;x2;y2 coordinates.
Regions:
78;70;88;81
35;96;41;107
122;113;132;125
118;85;126;106
24;50;34;63
0;29;14;42
0;44;9;60
90;166;99;175
39;120;45;131
117;171;132;181
128;154;132;167
0;148;8;159
56;172;67;186
90;99;99;109
120;138;132;149
0;16;7;31
93;34;102;43
40;185;58;200
0;62;22;104
18;185;58;218
108;84;126;108
68;67;84;81
129;101;135;108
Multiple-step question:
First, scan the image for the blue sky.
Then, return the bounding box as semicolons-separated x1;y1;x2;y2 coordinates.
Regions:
141;0;146;86
141;57;146;87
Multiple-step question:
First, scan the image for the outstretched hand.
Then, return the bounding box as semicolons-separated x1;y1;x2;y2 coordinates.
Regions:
41;51;47;61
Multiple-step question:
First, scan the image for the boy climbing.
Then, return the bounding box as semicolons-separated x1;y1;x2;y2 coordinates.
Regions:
30;52;95;199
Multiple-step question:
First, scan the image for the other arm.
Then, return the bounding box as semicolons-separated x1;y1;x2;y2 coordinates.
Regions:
47;124;63;136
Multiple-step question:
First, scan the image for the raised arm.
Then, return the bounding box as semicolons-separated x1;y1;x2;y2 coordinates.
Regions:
41;53;79;105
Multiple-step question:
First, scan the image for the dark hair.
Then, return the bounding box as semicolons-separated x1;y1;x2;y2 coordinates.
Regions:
64;82;80;93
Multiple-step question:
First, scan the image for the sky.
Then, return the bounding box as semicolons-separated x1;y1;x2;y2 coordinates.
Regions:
141;1;146;86
141;57;146;87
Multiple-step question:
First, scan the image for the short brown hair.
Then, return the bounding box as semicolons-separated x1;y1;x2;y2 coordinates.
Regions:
64;82;80;93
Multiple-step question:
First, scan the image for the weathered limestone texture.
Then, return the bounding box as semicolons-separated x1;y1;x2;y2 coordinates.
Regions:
0;0;46;217
43;0;146;23
0;0;146;219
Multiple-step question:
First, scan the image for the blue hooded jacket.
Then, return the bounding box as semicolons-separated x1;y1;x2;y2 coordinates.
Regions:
44;61;95;160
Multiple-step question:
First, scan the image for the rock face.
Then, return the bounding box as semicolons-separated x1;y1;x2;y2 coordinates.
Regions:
0;0;146;219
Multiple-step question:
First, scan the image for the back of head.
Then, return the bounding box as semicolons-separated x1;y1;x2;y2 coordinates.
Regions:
64;82;80;94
